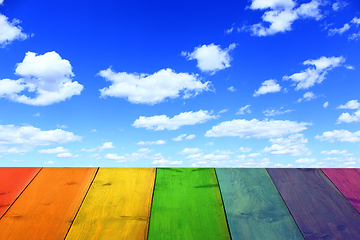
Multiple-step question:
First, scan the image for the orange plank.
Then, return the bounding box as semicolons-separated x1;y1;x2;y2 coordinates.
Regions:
0;167;41;218
0;167;97;240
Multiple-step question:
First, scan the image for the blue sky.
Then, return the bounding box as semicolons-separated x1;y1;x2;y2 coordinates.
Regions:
0;0;359;167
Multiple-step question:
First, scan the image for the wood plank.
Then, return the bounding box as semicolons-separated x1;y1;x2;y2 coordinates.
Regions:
216;168;303;240
0;167;41;218
0;167;97;240
267;168;360;239
147;168;231;240
65;168;156;240
322;168;360;213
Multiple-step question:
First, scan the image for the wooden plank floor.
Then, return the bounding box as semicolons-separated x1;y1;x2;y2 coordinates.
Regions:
322;168;360;213
0;167;41;219
0;167;97;240
65;168;156;240
147;168;231;240
216;168;304;240
267;168;360;239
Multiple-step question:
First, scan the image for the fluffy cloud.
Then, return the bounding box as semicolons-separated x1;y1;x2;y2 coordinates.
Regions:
133;110;218;130
248;0;324;36
177;148;202;155
321;150;352;155
263;133;310;156
295;158;316;163
236;105;251;115
336;110;360;124
323;102;329;108
298;91;316;102
38;146;69;154
283;56;345;90
337;100;360;109
0;14;27;47
99;68;210;105
263;108;293;116
253;79;281;97
315;129;360;143
205;118;311;138
0;51;83;106
151;159;183;166
81;142;116;152
348;32;360;41
0;124;81;154
186;153;231;162
332;1;348;11
104;148;161;162
227;86;236;92
182;43;236;74
328;23;350;36
239;147;251;152
137;140;166;145
57;152;78;158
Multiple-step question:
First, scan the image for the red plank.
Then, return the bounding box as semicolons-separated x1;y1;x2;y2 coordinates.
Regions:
322;168;360;213
0;167;41;218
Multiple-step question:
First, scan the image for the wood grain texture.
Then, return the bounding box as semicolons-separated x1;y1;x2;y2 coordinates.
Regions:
147;168;231;240
322;168;360;213
0;167;97;240
216;168;304;240
0;167;41;218
65;168;156;240
267;168;360;240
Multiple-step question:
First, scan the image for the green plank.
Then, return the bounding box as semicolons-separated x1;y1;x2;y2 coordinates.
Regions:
148;168;231;240
216;168;304;240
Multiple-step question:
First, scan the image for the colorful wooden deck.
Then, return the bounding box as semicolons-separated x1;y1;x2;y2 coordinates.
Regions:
1;168;360;239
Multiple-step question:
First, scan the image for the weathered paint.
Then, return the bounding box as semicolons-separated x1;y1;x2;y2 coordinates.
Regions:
65;168;156;240
148;168;231;240
216;168;304;240
0;167;97;240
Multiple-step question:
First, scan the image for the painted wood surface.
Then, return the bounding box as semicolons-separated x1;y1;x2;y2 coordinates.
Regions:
216;168;304;240
65;168;156;240
147;168;230;240
267;168;360;239
0;167;97;240
0;167;41;219
322;168;360;213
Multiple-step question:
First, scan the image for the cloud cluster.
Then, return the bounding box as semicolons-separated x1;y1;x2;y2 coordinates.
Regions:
298;91;316;102
81;142;115;152
236;105;251;115
137;140;166;145
0;51;83;106
263;133;310;156
99;68;211;105
315;129;360;143
253;79;281;97
0;13;27;47
263;107;293;116
172;134;195;141
182;43;236;74
248;0;325;36
205;118;311;138
336;100;360;124
283;56;345;90
133;110;218;130
104;148;163;163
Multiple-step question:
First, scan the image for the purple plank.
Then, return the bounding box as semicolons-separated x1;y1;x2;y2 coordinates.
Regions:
322;168;360;213
267;168;360;240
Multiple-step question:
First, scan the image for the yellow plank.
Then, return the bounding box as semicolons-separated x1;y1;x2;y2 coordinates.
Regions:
65;168;156;240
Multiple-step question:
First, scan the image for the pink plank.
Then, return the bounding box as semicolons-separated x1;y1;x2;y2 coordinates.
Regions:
322;168;360;213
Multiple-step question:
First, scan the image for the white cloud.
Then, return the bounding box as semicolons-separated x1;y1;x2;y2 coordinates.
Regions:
321;150;352;155
90;129;97;132
253;79;281;97
0;14;27;47
81;147;97;152
99;142;115;150
248;152;262;158
38;146;69;154
205;118;311;138
0;0;4;5
87;153;100;158
263;108;293;116
236;105;251;115
213;150;235;155
227;86;236;92
263;133;310;156
323;102;329;108
219;109;228;113
172;134;187;141
239;147;251;152
225;24;235;34
332;1;348;11
99;68;211;105
298;91;316;102
178;148;202;155
248;0;324;36
43;161;55;165
315;129;360;143
345;65;355;70
348;31;360;41
352;17;360;26
336;110;360;124
187;153;230;162
295;158;316;163
33;112;40;117
57;152;78;158
133;110;218;130
104;148;161;163
0;51;83;106
151;159;183;166
182;43;236;74
137;140;166;145
283;56;345;90
328;23;350;36
186;134;195;140
337;100;360;109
